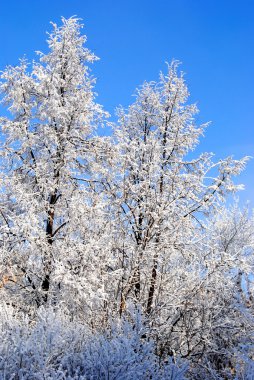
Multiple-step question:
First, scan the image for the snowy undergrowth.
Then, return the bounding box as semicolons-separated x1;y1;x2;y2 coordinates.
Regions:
0;304;187;380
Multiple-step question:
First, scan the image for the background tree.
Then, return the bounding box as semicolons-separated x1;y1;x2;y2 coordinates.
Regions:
107;61;247;311
103;63;254;378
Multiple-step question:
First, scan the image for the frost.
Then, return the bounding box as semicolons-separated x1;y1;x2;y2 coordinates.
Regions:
0;17;253;380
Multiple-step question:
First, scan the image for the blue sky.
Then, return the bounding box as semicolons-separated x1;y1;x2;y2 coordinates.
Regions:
0;0;253;205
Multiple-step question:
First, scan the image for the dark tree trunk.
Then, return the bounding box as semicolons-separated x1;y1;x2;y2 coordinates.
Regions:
42;191;57;303
146;259;158;314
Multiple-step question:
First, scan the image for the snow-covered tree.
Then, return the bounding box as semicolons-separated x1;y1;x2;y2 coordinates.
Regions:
102;63;254;378
0;17;109;320
105;61;247;312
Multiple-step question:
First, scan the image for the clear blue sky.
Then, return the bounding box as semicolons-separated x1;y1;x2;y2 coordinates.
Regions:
0;0;253;205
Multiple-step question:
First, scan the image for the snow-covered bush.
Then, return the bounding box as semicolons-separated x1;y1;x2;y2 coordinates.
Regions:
0;303;187;379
